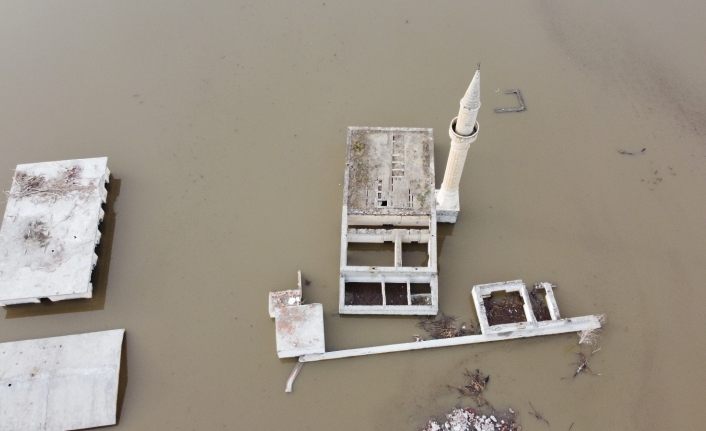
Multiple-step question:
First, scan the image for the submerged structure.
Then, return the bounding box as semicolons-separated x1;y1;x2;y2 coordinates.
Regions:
341;127;438;315
268;68;604;391
270;272;602;391
0;329;125;431
339;69;480;315
0;157;109;306
299;280;601;363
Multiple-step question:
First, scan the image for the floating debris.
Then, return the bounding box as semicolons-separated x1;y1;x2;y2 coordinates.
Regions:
452;369;490;407
617;148;646;156
578;314;606;346
418;313;475;339
573;351;601;378
528;401;550;427
528;284;552;321
483;292;527;326
494;89;526;113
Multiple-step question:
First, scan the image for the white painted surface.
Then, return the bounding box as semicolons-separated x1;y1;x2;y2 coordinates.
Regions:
0;157;109;306
436;119;478;218
284;362;304;393
0;329;125;431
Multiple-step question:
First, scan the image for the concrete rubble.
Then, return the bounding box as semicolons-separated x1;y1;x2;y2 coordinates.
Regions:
0;157;110;306
422;408;518;431
0;329;125;431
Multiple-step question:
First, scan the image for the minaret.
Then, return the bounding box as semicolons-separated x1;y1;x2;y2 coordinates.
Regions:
436;68;480;223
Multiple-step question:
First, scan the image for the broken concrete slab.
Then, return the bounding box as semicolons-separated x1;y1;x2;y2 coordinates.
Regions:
0;157;110;306
275;304;325;358
0;329;125;431
269;271;326;359
268;270;303;318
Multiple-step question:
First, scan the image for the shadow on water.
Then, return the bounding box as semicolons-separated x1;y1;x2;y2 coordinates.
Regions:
4;177;121;319
116;333;129;424
435;222;455;267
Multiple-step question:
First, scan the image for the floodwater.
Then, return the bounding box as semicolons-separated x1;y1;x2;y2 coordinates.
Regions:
1;1;705;429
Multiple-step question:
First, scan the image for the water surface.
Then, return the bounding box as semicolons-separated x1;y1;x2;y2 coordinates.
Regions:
1;1;705;429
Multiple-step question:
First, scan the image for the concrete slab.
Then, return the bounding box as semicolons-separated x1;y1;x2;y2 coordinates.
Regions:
346;127;434;218
268;271;303;318
0;157;109;306
0;329;125;431
275;303;325;358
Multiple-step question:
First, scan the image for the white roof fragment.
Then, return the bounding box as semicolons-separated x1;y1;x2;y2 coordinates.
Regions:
0;329;125;431
0;157;109;306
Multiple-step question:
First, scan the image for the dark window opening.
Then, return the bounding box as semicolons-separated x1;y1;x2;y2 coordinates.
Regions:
385;283;408;305
410;283;432;305
344;283;383;305
529;286;552;321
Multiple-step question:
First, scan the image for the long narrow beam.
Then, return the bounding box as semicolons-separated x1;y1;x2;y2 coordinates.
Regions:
299;315;601;362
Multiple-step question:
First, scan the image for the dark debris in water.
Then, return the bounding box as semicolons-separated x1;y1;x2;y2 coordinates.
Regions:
417;313;476;339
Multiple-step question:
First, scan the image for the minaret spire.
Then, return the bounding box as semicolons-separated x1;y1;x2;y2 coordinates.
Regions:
455;67;481;136
436;66;481;223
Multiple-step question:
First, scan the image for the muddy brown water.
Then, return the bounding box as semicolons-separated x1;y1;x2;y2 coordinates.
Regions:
1;1;705;429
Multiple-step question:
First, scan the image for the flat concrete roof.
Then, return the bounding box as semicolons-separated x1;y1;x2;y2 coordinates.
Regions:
345;127;434;217
0;157;109;305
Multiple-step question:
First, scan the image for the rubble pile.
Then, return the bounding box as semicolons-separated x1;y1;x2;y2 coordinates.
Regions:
422;408;520;431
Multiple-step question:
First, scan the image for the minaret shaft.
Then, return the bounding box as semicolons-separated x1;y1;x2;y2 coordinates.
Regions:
438;128;473;201
436;68;480;223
